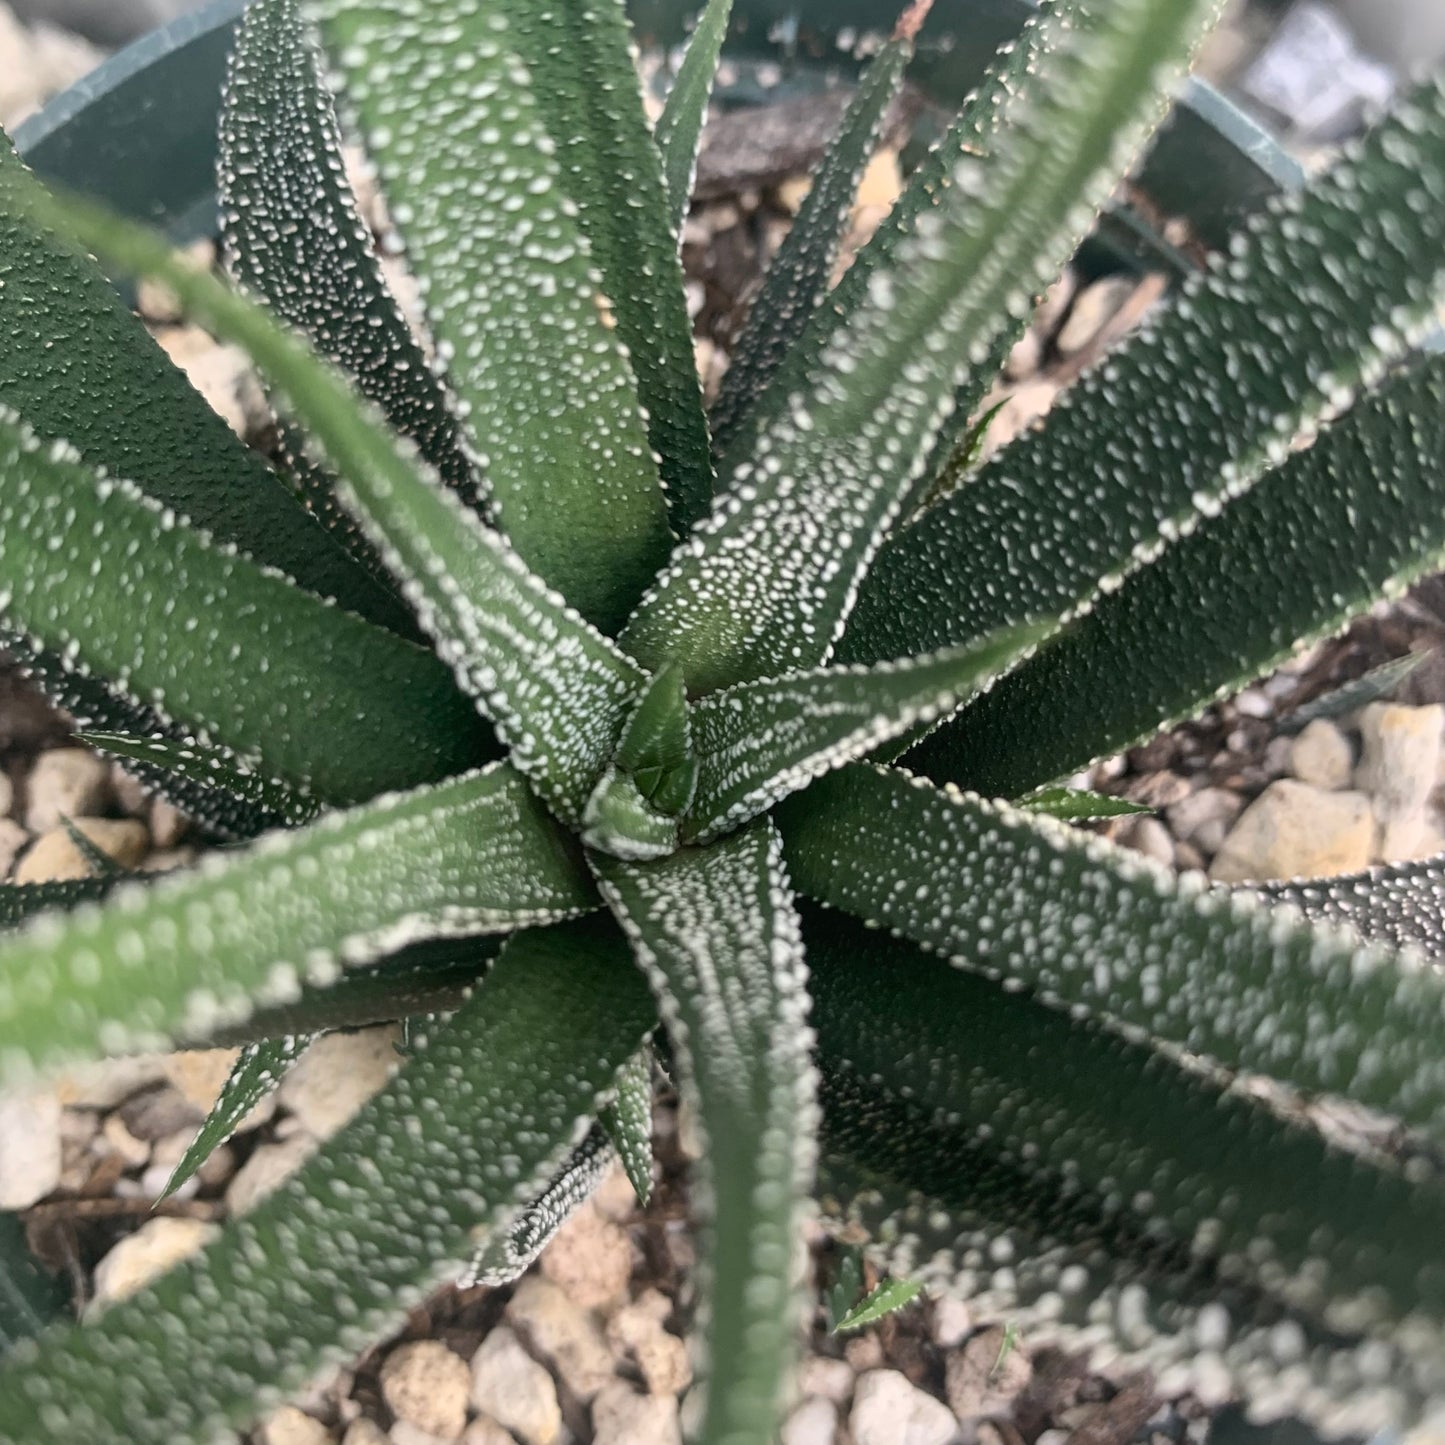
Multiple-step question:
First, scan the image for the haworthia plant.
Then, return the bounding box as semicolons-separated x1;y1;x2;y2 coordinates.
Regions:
1;0;1444;1437
160;1033;315;1200
705;0;927;459
654;0;733;236
219;0;478;567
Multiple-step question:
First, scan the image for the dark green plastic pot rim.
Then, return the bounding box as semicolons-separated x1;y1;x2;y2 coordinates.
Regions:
15;0;1302;275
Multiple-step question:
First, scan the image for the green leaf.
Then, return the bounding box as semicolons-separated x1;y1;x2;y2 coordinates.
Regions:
582;766;680;861
823;1245;865;1332
654;0;733;236
219;0;478;567
0;1213;68;1360
1254;856;1445;963
31;185;643;828
1018;787;1151;822
0;763;595;1086
594;823;817;1445
0;403;488;809
0;135;409;636
465;1123;617;1288
504;0;716;537
833;1276;924;1334
616;663;692;781
711;4;1065;485
305;0;673;632
1278;651;1429;735
841;76;1445;673
909;398;1007;520
0;880;113;932
685;623;1045;843
807;911;1445;1433
600;1047;655;1206
4;648;277;842
80;733;320;831
160;1033;314;1201
55;819;126;881
918;358;1445;796
706;3;918;459
779;764;1445;1142
0;921;655;1442
622;0;1221;695
210;937;498;1047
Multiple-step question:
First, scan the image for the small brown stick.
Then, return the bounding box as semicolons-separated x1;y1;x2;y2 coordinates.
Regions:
895;0;936;42
24;1195;225;1223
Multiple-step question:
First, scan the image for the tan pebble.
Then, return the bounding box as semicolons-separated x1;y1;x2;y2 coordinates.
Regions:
1055;274;1139;357
782;1397;838;1445
140;847;201;874
225;1135;318;1216
930;1295;973;1350
1125;817;1176;869
15;818;149;884
843;1334;884;1372
341;1421;389;1445
390;1423;455;1445
591;1382;682;1445
851;1370;954;1445
100;1113;150;1169
1034;268;1080;338
981;380;1058;460
505;1275;615;1402
51;1056;170;1109
0;818;28;878
380;1341;471;1439
469;1327;560;1445
1358;702;1444;823
110;764;150;817
0;1086;61;1208
592;1160;641;1221
854;148;902;211
278;1028;402;1139
607;1293;692;1396
1004;327;1042;380
944;1325;1032;1420
24;748;109;832
1209;781;1376;883
90;1217;220;1309
460;1420;516;1445
164;1049;242;1113
149;796;190;848
776;175;812;213
155;329;254;436
258;1405;334;1445
798;1355;855;1403
538;1198;632;1311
